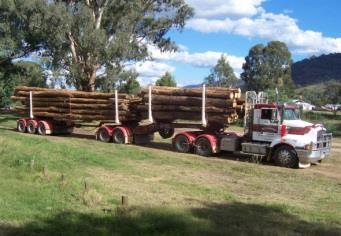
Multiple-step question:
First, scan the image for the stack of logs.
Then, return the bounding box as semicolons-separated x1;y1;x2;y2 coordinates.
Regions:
136;86;244;125
11;86;140;122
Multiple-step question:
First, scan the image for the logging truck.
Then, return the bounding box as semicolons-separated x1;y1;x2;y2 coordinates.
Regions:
14;86;332;168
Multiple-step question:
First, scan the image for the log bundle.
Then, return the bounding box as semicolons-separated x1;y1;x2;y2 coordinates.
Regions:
11;86;245;126
11;86;140;122
137;86;244;125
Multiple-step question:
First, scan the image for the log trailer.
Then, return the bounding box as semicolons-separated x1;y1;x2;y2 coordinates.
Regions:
15;86;332;168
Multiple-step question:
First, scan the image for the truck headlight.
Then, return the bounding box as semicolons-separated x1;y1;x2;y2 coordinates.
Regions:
304;142;314;151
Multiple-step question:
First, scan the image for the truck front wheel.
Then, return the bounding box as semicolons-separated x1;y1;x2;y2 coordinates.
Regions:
273;146;298;168
195;137;213;157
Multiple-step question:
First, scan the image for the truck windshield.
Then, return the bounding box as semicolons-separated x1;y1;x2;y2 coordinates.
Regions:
283;109;299;120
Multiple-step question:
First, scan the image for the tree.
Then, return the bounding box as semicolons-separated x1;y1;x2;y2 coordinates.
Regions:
241;41;294;96
0;58;16;107
0;1;41;65
324;80;341;115
0;0;193;92
296;85;327;107
155;72;177;87
204;55;237;87
117;69;140;95
0;60;46;107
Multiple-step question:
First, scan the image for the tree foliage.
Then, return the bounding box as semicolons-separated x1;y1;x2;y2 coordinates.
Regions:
155;72;177;87
204;55;236;87
295;81;340;110
0;1;43;62
117;69;140;95
0;0;193;91
324;80;341;115
241;41;294;96
324;80;341;104
0;59;46;107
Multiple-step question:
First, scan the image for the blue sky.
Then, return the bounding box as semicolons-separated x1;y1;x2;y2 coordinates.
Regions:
133;0;341;86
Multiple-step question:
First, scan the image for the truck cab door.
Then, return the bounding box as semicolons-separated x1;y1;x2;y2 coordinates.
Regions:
252;108;280;142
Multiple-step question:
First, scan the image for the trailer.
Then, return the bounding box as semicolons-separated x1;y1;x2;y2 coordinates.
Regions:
14;86;332;168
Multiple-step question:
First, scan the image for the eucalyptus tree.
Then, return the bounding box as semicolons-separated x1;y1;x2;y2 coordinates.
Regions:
155;72;177;87
204;55;237;87
0;0;193;91
241;41;294;95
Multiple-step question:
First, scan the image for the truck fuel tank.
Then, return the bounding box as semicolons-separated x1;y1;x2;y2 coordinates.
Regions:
220;133;241;152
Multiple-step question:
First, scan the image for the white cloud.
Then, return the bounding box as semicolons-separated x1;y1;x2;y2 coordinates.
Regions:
186;1;341;55
186;0;265;18
127;45;245;86
148;44;244;73
127;61;175;85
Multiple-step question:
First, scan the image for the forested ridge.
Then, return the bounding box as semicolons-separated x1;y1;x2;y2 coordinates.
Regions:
292;53;341;86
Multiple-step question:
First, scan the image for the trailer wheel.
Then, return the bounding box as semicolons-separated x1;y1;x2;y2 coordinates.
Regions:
27;120;37;134
158;127;175;139
195;137;213;157
113;129;125;144
17;120;26;133
37;121;54;135
273;145;298;168
37;122;47;135
174;134;192;153
97;128;112;142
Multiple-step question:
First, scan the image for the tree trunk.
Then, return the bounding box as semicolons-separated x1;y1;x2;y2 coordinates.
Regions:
88;68;97;92
80;68;97;92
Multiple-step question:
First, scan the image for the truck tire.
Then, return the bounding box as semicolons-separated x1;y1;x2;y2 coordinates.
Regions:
37;122;47;135
17;120;26;133
113;129;125;144
158;127;175;139
174;134;192;153
273;146;299;168
195;137;213;157
97;128;112;142
27;120;37;134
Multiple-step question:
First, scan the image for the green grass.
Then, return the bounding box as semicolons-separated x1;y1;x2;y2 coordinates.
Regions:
0;111;341;235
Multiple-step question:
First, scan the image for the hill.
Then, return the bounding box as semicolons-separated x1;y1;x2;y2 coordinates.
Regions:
292;53;341;86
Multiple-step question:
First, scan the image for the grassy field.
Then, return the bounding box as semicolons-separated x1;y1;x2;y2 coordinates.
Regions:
0;111;340;235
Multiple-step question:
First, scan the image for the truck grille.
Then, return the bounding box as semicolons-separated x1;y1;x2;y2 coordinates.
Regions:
316;133;332;149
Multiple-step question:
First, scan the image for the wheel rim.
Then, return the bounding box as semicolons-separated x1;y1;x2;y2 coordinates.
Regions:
175;136;190;153
27;122;36;134
196;138;211;156
17;121;26;133
278;149;291;164
113;130;125;144
38;123;46;135
99;129;110;142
